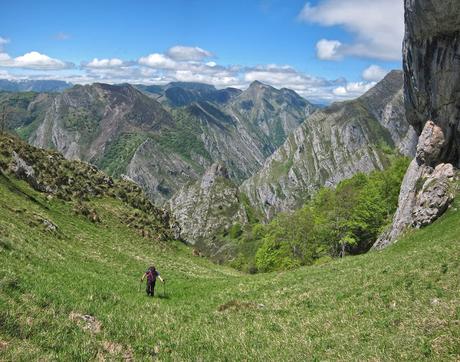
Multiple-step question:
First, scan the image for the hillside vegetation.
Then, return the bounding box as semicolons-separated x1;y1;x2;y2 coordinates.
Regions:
215;156;409;272
0;137;459;360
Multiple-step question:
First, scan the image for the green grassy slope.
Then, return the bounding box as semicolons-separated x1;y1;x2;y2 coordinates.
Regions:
1;172;459;360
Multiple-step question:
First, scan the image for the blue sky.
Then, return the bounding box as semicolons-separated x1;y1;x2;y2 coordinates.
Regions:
0;0;403;102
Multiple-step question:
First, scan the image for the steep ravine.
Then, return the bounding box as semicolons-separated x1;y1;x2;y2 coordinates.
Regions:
168;162;248;253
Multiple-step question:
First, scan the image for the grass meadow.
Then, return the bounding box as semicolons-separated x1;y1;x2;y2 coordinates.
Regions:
0;174;459;360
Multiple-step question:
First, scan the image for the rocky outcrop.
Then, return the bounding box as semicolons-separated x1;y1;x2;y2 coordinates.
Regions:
241;71;416;219
411;163;455;227
415;121;446;167
373;0;460;249
0;133;178;242
373;129;456;249
10;151;53;193
168;162;247;253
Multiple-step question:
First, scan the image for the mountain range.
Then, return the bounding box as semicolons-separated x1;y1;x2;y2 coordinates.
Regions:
1;79;315;205
1;71;415;252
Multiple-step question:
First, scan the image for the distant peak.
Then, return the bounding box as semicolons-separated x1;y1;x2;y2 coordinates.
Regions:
249;80;265;88
246;80;277;94
359;69;403;100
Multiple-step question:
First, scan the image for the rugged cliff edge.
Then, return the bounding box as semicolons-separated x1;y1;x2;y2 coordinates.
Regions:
373;0;460;249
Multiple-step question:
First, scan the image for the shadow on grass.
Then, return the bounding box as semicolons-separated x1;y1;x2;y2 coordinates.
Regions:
157;294;170;300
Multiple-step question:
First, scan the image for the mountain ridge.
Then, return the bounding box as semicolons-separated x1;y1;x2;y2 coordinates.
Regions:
240;70;417;219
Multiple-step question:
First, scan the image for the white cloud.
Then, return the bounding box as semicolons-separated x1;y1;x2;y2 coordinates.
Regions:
362;65;388;81
332;86;347;96
299;0;403;61
0;42;382;103
0;53;11;62
136;50;240;87
244;64;327;89
84;58;125;68
0;51;73;70
166;45;213;61
172;70;239;87
138;53;177;69
316;39;343;60
332;81;375;98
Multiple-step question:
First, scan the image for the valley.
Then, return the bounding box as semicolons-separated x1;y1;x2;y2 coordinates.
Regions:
0;138;458;359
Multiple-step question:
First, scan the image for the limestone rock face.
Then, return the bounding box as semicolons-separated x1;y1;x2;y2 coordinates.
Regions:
404;0;460;166
415;121;446;167
125;138;204;205
412;163;455;228
10;151;53;193
168;162;247;253
373;155;455;250
374;1;460;248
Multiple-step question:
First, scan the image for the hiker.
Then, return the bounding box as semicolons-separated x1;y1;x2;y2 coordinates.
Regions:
141;265;164;297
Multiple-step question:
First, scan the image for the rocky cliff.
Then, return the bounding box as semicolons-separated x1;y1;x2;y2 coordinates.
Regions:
241;71;417;219
168;162;248;253
373;0;460;249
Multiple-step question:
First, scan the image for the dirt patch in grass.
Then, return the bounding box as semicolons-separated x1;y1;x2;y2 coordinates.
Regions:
69;312;102;334
97;341;134;361
0;340;8;350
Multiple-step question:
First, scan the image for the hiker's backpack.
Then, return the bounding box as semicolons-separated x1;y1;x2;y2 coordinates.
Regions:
147;268;156;282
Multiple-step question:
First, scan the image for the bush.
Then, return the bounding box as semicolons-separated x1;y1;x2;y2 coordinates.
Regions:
228;223;243;239
255;238;300;272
